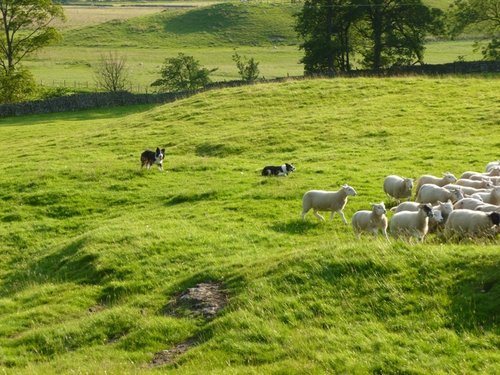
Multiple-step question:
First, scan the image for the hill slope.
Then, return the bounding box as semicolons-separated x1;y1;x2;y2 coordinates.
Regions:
61;3;299;48
0;77;499;373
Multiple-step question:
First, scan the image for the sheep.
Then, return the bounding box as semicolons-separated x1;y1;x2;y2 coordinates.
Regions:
443;184;489;196
444;209;500;239
415;172;456;195
390;200;450;233
416;184;464;205
455;178;493;190
389;203;434;242
453;197;484;210
383;175;413;203
471;186;500;205
475;204;500;213
461;167;500;179
485;160;500;172
351;203;388;239
301;184;357;222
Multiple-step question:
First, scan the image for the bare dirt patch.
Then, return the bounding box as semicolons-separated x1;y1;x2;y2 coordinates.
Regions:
163;281;228;320
151;338;197;367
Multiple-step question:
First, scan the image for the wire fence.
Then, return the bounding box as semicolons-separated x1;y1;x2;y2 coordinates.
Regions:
39;80;154;93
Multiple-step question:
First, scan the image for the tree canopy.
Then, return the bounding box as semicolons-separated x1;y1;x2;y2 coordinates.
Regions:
0;0;65;74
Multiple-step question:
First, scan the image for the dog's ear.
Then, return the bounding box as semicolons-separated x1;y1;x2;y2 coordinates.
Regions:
156;147;160;153
161;148;166;154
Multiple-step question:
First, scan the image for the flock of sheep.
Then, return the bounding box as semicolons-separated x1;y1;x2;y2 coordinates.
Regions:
301;160;500;241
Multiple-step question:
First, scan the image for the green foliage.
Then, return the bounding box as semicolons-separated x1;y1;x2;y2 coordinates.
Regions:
0;68;38;104
232;52;260;81
151;53;217;92
0;0;65;74
0;77;499;373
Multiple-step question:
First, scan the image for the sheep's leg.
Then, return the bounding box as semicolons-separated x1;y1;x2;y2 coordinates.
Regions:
313;210;325;221
381;228;389;240
336;210;347;224
301;209;309;221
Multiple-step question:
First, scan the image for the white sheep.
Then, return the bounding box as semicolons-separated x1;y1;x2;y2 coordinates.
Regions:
485;161;500;172
383;175;413;202
443;184;488;196
302;184;357;222
455;178;493;189
461;167;500;179
390;200;450;232
453;197;484;210
416;184;464;205
444;209;500;239
389;203;434;242
351;203;388;239
471;186;500;205
475;204;500;213
415;172;456;194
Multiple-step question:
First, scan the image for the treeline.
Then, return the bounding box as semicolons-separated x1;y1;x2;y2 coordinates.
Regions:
1;61;499;118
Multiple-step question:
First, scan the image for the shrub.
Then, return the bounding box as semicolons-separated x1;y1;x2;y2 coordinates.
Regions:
0;68;37;104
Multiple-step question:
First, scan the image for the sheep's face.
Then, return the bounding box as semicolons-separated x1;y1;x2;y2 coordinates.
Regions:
438;200;453;216
443;173;457;183
489;212;500;226
483;180;494;189
450;188;464;202
432;209;444;223
490;167;500;176
492;187;500;198
372;203;386;216
342;185;357;196
404;178;414;190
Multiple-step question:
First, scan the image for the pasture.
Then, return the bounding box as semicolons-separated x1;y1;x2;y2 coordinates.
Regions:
0;76;499;374
24;2;485;91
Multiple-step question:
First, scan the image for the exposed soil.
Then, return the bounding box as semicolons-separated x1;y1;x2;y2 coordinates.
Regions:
151;338;197;367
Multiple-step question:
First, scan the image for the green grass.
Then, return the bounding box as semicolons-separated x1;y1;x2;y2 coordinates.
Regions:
0;76;499;373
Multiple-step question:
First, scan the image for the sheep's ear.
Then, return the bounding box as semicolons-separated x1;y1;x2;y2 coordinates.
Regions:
437;201;443;205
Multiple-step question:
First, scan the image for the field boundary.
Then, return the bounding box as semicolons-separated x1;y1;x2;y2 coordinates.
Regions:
1;61;499;118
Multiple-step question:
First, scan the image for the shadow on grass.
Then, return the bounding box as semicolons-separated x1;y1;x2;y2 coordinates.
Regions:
0;237;114;296
447;260;499;332
270;219;321;234
165;191;218;206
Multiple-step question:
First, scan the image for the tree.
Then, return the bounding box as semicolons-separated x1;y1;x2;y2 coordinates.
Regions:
295;0;360;74
357;0;444;70
232;52;260;81
449;0;500;60
0;0;65;75
151;53;217;92
0;67;37;103
295;0;443;72
94;52;130;92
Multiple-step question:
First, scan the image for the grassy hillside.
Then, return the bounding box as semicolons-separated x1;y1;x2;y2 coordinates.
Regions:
0;77;499;374
61;3;299;48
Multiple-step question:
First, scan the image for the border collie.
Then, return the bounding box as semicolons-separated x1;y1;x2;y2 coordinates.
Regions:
141;147;165;170
261;163;296;176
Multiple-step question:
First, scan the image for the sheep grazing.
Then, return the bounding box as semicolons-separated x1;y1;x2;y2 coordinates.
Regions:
390;200;450;233
485;161;500;172
302;185;357;222
389;203;434;242
471;186;500;205
461;167;500;179
416;184;464;205
453;197;484;210
415;172;456;195
443;184;490;196
351;203;388;239
455;178;493;190
475;204;500;213
383;175;413;203
444;209;500;239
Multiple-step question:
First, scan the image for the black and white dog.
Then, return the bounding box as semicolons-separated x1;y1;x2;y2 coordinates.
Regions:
141;147;165;171
261;163;296;176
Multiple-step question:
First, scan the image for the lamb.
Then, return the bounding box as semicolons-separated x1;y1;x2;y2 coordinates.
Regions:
390;200;450;232
453;197;484;210
389;203;434;242
485;161;500;172
461;167;500;179
475;204;500;213
383;175;413;203
351;203;388;239
415;172;456;195
443;184;488;196
471;186;500;205
302;184;357;222
455;178;493;189
416;184;464;205
444;209;500;239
